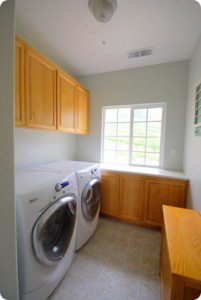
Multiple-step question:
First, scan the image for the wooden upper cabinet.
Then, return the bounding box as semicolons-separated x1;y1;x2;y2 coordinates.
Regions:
25;45;57;130
76;85;89;134
57;69;76;133
15;36;89;134
119;174;144;223
15;37;25;126
144;177;188;227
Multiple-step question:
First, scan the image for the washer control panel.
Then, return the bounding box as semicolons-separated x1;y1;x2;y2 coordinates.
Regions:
55;181;69;192
54;173;77;198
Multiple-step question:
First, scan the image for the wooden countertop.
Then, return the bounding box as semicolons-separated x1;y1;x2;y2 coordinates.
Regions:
163;206;201;285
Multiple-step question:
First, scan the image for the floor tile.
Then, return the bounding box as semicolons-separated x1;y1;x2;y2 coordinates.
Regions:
48;217;161;300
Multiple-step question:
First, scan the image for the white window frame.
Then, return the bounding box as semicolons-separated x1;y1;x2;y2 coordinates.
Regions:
101;102;166;168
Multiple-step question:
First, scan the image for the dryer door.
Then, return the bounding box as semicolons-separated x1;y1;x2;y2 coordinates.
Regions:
32;193;77;267
81;177;101;222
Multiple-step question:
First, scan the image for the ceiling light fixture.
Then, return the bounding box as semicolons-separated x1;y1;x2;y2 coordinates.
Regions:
194;0;201;6
88;0;117;23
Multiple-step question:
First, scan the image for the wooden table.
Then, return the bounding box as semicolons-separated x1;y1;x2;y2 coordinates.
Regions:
160;205;201;300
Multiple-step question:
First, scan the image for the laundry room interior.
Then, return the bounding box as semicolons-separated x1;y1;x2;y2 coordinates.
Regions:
1;0;201;299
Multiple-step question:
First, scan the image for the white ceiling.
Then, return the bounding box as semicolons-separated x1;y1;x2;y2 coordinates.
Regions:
15;0;201;77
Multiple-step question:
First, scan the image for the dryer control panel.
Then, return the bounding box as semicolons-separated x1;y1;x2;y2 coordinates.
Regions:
91;167;98;175
90;166;101;178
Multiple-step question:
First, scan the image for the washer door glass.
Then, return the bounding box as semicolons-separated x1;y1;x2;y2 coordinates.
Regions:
32;194;77;267
81;177;101;222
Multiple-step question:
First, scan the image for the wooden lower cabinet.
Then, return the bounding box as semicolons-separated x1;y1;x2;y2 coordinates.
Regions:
144;177;188;227
100;172;119;217
119;174;144;223
100;170;188;227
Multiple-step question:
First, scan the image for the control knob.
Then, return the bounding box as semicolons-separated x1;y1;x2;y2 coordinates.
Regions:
55;180;69;192
55;183;62;192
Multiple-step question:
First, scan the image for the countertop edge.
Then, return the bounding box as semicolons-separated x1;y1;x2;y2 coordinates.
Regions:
100;164;189;181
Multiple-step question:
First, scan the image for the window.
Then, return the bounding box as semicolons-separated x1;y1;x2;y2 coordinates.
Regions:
195;82;201;127
101;103;166;167
194;82;201;136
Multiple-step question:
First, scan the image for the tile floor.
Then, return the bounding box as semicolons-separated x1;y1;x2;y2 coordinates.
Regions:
48;217;161;300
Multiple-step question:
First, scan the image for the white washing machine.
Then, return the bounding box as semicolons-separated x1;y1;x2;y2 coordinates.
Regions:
36;161;101;250
75;163;101;250
15;168;78;300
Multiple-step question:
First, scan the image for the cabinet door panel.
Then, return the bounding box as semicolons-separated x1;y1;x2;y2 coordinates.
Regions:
25;47;56;130
119;175;144;222
57;70;76;132
145;179;187;226
76;85;89;134
101;172;119;217
15;37;25;126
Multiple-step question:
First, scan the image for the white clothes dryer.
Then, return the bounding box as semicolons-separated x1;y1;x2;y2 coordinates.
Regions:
15;168;78;300
36;161;101;250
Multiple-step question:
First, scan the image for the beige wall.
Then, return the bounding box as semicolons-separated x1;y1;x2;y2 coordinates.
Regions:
77;61;188;171
15;128;77;168
184;32;201;210
0;0;19;299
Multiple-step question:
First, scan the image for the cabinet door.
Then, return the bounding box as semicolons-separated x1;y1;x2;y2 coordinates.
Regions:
76;85;89;134
15;37;25;126
57;70;76;133
144;178;188;226
100;172;119;217
25;46;56;130
119;175;144;223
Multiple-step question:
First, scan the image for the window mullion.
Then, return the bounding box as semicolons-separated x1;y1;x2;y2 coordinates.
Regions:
101;108;106;163
115;121;118;162
144;109;149;166
129;107;134;165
